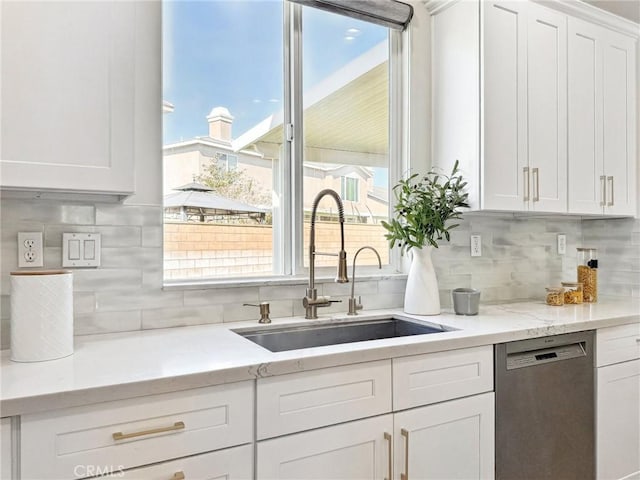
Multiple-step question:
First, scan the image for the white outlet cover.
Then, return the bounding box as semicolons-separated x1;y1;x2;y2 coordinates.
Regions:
470;234;482;257
557;234;567;255
18;232;44;268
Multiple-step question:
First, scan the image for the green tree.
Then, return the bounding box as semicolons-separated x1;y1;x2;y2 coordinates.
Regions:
197;163;271;210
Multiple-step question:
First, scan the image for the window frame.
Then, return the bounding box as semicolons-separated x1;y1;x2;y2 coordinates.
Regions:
163;0;407;287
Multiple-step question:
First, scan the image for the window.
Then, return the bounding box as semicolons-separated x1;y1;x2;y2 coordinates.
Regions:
215;153;238;172
341;176;359;202
163;0;404;282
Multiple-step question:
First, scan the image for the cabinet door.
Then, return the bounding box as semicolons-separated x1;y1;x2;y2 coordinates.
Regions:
568;18;604;214
257;415;393;480
482;1;528;211
597;359;640;480
0;1;135;194
527;3;567;212
601;30;636;216
0;418;11;480
393;392;494;480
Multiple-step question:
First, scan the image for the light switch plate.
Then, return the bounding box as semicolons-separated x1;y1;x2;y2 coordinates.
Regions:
62;233;101;267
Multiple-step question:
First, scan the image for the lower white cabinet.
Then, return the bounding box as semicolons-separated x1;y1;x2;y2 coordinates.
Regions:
257;415;393;479
393;392;495;480
596;324;640;480
256;345;495;480
107;444;253;479
257;392;495;480
20;381;254;479
1;417;12;480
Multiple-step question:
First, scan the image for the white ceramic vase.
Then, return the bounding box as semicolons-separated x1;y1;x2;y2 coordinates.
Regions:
404;246;441;315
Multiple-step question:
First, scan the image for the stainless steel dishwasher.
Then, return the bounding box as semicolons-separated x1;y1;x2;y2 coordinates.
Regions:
495;331;595;480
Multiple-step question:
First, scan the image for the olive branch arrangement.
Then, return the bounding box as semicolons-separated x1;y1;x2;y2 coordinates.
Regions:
381;160;469;255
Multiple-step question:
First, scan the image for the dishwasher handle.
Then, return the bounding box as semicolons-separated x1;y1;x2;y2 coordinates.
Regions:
506;341;586;370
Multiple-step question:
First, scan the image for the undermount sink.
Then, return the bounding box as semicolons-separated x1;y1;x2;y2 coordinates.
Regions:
233;316;455;352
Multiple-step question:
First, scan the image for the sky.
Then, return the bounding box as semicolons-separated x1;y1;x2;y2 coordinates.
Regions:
162;0;388;144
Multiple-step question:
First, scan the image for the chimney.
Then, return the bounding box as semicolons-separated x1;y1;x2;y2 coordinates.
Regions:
207;106;234;142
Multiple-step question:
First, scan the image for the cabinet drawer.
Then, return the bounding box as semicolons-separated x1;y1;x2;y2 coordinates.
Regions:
597;323;640;367
257;360;392;440
105;444;253;479
393;345;493;410
21;381;253;479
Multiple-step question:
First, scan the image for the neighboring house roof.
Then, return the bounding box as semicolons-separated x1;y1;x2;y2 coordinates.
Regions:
233;41;389;162
163;136;264;159
304;162;373;178
164;182;267;215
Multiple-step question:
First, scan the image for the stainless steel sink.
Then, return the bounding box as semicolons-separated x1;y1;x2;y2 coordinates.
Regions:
233;316;455;352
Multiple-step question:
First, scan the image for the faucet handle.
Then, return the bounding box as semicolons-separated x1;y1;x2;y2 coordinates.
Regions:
243;302;271;324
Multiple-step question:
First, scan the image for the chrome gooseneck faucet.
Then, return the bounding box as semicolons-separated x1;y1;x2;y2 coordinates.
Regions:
348;246;382;315
303;189;349;319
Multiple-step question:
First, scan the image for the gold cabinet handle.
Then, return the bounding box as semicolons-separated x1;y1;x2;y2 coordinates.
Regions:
607;176;614;206
523;167;530;202
401;428;409;480
600;175;607;207
384;432;392;480
112;421;185;441
172;472;185;480
532;167;539;202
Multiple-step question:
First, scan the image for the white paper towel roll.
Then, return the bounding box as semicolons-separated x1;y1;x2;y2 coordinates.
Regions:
10;270;74;362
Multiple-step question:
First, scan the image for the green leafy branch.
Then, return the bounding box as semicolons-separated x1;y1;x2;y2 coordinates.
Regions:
381;160;469;254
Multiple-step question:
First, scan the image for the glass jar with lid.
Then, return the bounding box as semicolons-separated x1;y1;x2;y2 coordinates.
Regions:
561;282;583;304
545;287;564;306
577;248;598;302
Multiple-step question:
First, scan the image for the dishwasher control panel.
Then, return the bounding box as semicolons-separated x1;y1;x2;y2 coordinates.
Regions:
506;342;586;370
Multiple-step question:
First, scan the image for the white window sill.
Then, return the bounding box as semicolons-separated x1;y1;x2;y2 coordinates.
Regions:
163;271;406;291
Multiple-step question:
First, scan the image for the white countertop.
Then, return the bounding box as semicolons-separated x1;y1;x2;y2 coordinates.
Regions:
1;297;638;417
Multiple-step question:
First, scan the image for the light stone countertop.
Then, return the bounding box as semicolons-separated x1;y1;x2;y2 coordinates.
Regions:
1;297;638;417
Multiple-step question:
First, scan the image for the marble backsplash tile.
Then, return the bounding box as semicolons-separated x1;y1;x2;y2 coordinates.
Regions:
1;196;637;349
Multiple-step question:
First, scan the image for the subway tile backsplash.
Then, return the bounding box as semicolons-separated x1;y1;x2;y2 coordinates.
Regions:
1;197;638;349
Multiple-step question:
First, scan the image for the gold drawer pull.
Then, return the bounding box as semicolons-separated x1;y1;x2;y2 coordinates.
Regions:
172;472;185;480
401;428;409;480
112;421;185;441
384;432;392;480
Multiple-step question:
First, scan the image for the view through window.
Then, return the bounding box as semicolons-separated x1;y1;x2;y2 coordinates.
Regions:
163;1;392;281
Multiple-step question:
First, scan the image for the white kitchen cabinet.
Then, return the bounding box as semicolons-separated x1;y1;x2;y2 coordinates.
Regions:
107;444;253;480
257;414;394;480
257;393;495;480
0;1;136;195
394;392;495;480
567;18;637;216
21;381;254;479
257;360;392;440
433;0;567;213
257;346;494;479
596;324;640;480
0;417;12;480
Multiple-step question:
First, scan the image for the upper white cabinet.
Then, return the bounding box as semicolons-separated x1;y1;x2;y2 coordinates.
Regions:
568;18;637;216
0;1;136;195
433;0;567;213
432;0;637;216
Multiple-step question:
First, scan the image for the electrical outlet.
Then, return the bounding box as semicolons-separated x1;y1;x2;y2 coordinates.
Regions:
18;232;44;268
470;234;482;257
557;234;567;255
